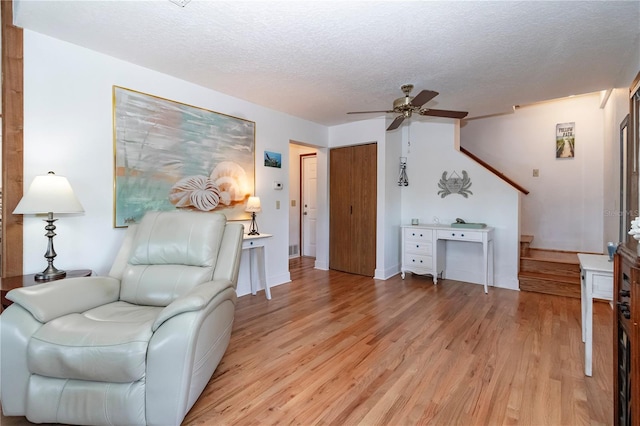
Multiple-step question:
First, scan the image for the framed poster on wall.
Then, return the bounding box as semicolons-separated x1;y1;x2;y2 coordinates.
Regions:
556;122;575;158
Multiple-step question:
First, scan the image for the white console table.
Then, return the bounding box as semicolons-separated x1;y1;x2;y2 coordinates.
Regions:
401;224;495;293
243;234;272;300
577;253;613;376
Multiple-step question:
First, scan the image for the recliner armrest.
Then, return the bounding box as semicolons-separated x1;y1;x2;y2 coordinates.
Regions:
153;279;235;331
7;276;121;323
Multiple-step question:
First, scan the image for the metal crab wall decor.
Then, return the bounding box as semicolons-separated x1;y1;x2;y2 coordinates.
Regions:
437;170;473;198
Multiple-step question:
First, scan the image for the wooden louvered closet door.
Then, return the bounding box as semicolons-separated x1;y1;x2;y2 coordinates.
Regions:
329;143;377;276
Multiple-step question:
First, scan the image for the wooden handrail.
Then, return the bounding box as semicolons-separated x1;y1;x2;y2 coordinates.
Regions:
460;146;529;195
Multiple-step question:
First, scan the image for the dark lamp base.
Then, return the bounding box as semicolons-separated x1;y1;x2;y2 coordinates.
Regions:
247;212;260;236
35;269;67;282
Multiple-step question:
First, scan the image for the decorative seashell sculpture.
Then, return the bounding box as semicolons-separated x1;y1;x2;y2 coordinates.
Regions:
209;161;249;206
169;175;221;211
168;161;250;212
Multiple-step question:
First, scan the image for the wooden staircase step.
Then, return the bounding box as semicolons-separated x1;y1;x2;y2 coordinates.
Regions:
522;248;580;264
519;247;581;298
518;271;580;299
520;258;580;278
520;248;580;279
520;235;534;257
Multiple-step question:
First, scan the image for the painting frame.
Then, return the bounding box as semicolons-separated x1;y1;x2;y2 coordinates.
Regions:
264;150;282;168
113;86;255;228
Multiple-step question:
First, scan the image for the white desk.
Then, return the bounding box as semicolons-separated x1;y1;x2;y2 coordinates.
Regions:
577;253;613;376
243;234;272;300
401;224;494;293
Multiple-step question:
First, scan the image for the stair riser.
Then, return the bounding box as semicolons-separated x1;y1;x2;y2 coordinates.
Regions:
519;277;580;299
520;258;580;278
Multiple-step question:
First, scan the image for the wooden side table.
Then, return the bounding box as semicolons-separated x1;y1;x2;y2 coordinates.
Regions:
1;269;92;311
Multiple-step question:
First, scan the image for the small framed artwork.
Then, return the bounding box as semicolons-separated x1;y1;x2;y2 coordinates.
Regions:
556;122;575;158
264;151;282;168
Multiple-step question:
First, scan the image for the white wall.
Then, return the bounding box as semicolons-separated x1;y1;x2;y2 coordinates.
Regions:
22;30;328;297
461;93;605;253
400;120;520;290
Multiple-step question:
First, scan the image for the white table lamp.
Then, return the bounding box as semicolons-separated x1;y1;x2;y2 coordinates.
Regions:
13;171;84;281
245;196;261;236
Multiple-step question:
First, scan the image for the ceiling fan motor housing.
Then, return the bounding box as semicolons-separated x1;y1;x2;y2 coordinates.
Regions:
393;95;415;117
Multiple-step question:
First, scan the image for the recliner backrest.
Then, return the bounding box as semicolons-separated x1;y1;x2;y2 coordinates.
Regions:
118;211;227;306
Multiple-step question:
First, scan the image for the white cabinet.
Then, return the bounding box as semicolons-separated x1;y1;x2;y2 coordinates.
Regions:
401;224;495;293
401;227;444;282
402;228;439;278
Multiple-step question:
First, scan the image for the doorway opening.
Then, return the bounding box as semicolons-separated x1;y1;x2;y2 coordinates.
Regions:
288;142;318;259
300;153;317;258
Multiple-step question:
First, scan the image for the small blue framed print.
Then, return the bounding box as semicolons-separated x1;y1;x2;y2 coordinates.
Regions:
264;151;282;168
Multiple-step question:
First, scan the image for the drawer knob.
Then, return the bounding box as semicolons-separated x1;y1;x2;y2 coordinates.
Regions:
420;260;423;263
451;233;455;236
420;234;423;237
416;244;419;248
461;233;465;237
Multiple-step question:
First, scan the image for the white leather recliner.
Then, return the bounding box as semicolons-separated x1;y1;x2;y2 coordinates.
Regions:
0;210;244;425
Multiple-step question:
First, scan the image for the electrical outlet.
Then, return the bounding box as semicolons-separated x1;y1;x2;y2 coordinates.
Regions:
291;200;296;207
276;200;280;209
533;169;539;177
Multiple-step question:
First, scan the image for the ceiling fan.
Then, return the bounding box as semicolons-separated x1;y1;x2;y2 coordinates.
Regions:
347;84;468;131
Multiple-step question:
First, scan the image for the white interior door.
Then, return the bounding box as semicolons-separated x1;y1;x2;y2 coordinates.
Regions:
302;155;317;257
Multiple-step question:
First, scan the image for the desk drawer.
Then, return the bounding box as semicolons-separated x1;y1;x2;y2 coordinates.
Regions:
592;273;613;300
437;229;482;242
404;228;432;242
405;241;432;255
404;254;432;269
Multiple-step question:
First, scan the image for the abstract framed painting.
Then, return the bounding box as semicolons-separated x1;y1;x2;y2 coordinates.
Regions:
113;86;255;227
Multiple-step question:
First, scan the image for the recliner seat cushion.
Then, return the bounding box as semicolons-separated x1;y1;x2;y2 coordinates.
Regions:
28;301;162;382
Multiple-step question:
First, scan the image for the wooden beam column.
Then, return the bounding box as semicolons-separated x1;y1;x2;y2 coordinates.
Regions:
1;0;24;277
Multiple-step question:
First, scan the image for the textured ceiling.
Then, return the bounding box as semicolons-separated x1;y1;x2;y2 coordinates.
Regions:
13;0;640;126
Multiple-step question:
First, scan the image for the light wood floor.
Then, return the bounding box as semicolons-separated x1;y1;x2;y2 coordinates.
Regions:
2;257;613;425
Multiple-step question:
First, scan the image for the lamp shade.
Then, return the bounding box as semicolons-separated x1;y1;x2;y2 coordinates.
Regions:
13;171;84;214
245;196;261;213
